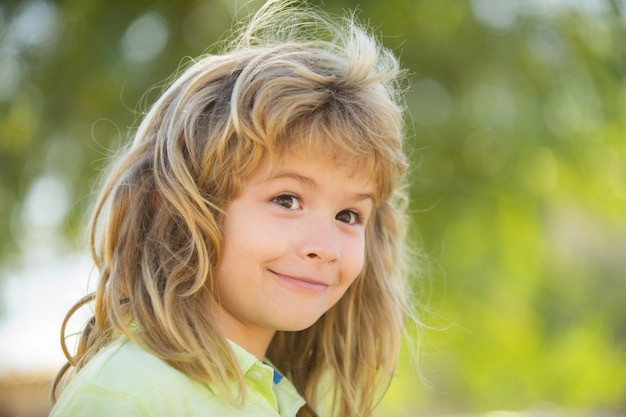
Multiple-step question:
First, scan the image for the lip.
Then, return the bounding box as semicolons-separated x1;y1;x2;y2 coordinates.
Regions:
269;270;329;292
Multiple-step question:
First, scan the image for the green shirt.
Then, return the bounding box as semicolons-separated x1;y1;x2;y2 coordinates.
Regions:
50;338;306;417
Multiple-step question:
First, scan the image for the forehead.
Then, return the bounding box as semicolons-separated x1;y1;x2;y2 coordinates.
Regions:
263;141;377;187
231;145;377;207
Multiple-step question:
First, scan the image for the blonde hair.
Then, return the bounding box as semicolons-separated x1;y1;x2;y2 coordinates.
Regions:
53;1;413;416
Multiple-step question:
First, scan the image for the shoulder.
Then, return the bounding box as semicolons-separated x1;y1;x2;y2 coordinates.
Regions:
50;338;213;416
75;338;192;392
51;338;307;417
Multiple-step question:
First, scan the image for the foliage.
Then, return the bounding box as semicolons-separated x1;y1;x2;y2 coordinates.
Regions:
1;0;625;414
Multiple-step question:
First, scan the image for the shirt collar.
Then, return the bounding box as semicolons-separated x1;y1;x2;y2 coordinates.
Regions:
228;340;307;416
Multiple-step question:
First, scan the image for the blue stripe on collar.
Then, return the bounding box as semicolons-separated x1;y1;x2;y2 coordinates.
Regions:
272;369;283;384
263;361;283;384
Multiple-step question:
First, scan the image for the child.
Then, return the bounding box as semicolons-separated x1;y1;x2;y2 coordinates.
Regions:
50;1;414;416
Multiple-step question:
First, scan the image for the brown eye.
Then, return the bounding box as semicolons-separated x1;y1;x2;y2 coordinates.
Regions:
336;210;360;225
272;194;301;209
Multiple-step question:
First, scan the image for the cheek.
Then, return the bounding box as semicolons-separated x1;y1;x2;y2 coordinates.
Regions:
222;210;290;267
223;203;274;246
342;236;367;285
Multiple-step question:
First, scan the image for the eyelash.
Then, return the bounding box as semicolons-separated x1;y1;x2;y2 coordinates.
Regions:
271;194;363;225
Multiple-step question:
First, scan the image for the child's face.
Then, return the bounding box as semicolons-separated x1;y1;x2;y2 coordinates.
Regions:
214;146;376;357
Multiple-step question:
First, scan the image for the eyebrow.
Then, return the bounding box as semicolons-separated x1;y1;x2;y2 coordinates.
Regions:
264;171;376;202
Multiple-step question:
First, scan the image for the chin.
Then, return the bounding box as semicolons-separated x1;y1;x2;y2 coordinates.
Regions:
277;317;322;332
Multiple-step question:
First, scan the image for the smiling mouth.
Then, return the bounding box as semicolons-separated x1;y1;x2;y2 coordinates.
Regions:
269;270;329;292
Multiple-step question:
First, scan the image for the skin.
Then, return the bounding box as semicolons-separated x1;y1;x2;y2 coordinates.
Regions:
214;146;376;360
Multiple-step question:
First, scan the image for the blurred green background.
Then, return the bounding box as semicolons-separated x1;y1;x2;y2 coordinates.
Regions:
1;0;625;416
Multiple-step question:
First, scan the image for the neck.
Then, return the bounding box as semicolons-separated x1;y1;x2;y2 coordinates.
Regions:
228;327;276;361
213;308;276;361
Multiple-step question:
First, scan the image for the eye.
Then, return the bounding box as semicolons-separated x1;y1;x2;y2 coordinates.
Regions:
336;210;361;225
272;194;301;210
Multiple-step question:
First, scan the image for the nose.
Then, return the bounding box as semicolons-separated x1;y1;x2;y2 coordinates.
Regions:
298;217;339;263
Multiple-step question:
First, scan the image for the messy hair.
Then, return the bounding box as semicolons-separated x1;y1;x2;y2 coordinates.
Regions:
52;1;413;416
